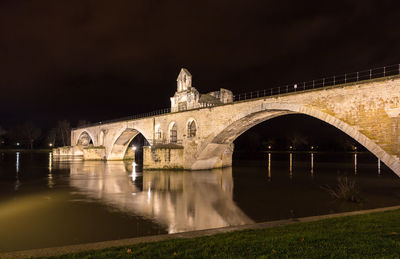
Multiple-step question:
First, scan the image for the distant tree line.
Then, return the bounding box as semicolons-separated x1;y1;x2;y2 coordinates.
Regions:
0;120;90;149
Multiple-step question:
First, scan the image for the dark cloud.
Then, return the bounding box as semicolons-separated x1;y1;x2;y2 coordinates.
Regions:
1;0;399;127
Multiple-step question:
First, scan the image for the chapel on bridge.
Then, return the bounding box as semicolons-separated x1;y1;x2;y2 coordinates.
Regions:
170;68;233;112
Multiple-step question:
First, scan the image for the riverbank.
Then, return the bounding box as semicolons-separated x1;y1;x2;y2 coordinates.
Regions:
2;206;400;258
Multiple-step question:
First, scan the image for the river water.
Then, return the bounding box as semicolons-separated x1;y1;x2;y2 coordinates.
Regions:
0;151;400;252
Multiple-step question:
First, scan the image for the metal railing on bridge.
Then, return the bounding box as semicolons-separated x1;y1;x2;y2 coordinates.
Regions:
74;64;400;129
233;64;400;101
73;108;171;129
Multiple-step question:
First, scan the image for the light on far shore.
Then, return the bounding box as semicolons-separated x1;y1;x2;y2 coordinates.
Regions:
49;143;53;147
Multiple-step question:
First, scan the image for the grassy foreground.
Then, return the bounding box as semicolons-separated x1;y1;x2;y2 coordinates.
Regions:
47;209;400;258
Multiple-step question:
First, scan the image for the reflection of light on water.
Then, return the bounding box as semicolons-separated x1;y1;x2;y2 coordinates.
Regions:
48;152;54;188
378;158;381;175
289;153;293;178
48;152;53;172
267;152;271;180
131;162;136;182
354;153;357;175
147;186;151;204
68;163;253;234
310;153;314;176
15;152;20;191
16;152;20;173
48;174;54;188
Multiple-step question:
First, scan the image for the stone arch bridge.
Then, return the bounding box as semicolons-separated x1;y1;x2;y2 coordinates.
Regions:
54;68;400;177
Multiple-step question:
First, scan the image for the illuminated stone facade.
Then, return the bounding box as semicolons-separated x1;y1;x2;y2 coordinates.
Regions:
170;68;233;112
55;72;400;177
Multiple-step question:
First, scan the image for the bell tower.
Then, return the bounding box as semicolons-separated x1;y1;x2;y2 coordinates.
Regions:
177;68;192;92
171;68;199;112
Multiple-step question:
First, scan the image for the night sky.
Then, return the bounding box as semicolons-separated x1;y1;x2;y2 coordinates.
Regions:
1;1;400;129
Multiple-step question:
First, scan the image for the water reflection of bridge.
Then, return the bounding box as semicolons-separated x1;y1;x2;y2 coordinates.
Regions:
64;161;253;233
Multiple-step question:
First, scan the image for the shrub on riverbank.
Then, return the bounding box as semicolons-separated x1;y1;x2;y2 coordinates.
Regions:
322;176;362;202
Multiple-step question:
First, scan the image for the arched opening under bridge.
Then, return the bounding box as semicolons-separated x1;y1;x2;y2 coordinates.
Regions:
233;114;367;157
230;114;393;176
108;128;150;162
77;131;94;147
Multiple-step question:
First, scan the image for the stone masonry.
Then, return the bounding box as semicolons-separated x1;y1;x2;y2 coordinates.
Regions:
54;69;400;177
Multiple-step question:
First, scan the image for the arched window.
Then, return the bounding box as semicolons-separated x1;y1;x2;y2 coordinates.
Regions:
156;129;162;140
188;120;196;138
170;123;177;143
155;124;162;140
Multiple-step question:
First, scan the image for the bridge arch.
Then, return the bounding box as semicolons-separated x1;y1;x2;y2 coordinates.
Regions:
193;103;400;176
76;131;96;146
107;127;151;160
